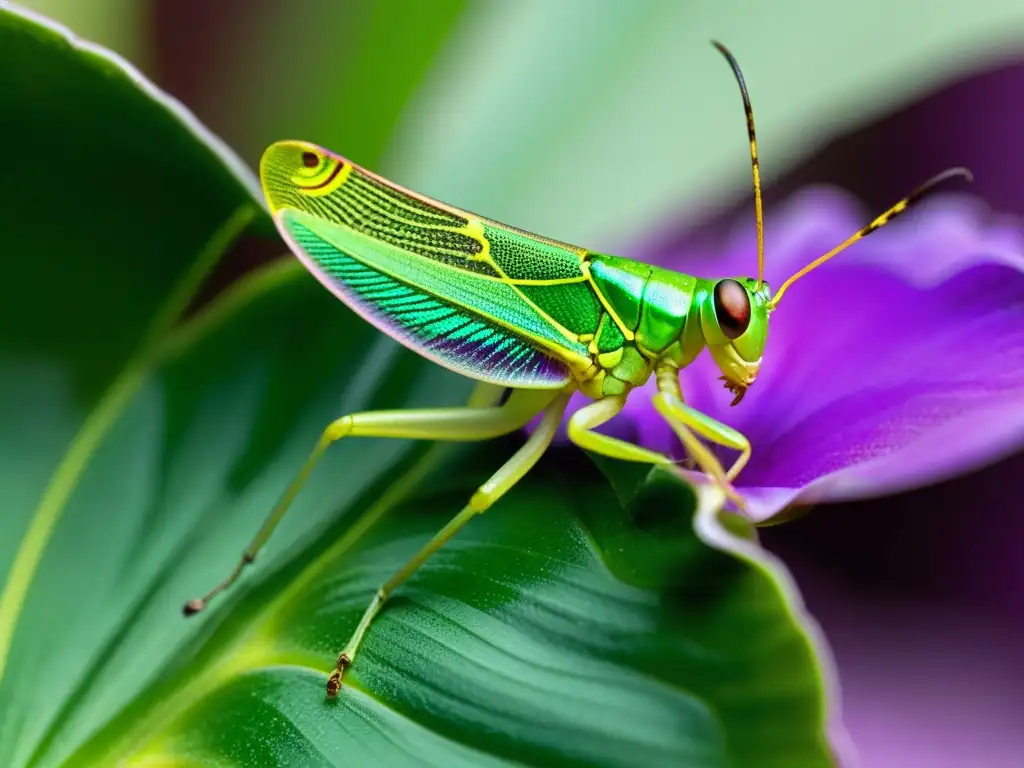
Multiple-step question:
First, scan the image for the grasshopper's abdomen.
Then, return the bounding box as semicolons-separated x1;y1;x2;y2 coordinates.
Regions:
576;254;707;398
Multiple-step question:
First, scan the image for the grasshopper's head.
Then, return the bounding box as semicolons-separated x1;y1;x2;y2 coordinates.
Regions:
699;278;772;406
260;140;350;215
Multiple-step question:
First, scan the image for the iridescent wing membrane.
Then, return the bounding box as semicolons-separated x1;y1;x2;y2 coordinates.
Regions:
261;141;601;389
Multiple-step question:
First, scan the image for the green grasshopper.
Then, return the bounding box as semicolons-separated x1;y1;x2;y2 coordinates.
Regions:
184;42;967;696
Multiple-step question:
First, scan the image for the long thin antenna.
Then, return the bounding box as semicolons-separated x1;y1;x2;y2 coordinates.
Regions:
769;166;973;307
712;40;765;288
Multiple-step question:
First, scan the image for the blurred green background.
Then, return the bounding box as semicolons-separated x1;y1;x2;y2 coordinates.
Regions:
28;0;1024;244
7;0;1024;766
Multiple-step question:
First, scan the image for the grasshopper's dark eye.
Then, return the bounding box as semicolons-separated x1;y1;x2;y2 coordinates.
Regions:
714;279;751;339
302;151;320;168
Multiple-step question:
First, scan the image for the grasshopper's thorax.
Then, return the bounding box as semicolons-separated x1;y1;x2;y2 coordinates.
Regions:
575;255;707;399
573;254;772;404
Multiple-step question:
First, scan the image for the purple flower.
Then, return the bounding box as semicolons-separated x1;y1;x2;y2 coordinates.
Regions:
562;186;1024;523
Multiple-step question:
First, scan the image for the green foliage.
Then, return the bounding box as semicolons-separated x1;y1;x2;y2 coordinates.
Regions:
0;8;834;767
13;0;146;64
211;0;469;168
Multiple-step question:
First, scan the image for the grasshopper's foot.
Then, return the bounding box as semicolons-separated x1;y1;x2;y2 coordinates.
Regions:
326;652;352;697
702;471;748;515
722;482;748;515
182;599;206;616
682;464;748;516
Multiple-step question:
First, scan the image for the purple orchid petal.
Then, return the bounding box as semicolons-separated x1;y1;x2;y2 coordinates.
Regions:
573;187;1024;522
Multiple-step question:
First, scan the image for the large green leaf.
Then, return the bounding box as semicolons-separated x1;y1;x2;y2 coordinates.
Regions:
10;265;834;767
0;6;266;765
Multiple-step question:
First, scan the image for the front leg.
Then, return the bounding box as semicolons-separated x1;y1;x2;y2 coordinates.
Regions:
653;394;751;481
653;366;751;511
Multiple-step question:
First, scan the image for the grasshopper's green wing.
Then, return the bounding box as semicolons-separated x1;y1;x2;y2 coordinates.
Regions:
261;140;597;389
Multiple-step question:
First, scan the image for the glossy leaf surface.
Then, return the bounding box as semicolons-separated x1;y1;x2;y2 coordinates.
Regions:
0;6;266;765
